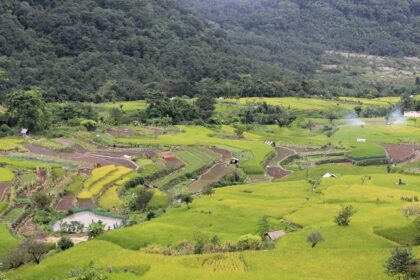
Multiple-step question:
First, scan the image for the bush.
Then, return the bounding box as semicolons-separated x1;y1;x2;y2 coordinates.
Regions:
307;232;324;248
237;234;262;250
58;237;74;251
385;247;418;279
334;205;356;226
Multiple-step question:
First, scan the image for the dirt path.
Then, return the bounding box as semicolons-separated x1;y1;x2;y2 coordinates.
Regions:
43;235;88;245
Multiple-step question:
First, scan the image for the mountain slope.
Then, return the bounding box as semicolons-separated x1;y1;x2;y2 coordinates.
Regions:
178;0;420;74
0;0;284;101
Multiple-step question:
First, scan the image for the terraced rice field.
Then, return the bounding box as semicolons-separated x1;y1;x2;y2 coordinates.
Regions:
117;126;274;174
10;165;420;280
0;167;14;182
154;147;219;189
78;165;132;200
0;224;20;261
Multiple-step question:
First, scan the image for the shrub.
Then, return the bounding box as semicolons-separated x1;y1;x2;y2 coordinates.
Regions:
237;234;262;250
385;247;418;279
58;237;74;251
88;221;105;239
334;205;356;226
307;232;324;248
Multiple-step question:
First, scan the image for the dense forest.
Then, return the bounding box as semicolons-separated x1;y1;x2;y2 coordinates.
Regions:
179;0;420;73
0;0;419;102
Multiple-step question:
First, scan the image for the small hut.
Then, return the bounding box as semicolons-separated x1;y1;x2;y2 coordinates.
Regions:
20;128;29;137
264;230;286;241
322;173;337;178
230;158;239;165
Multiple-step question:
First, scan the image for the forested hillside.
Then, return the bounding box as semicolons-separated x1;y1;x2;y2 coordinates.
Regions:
179;0;420;74
0;0;419;101
0;0;284;101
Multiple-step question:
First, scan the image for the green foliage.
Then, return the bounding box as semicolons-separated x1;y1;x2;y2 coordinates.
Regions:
5;90;49;132
334;205;356;226
79;119;97;131
257;215;270;238
385;247;418;279
307;232;324;248
88;221;106;239
68;262;109;280
237;234;262;250
58;237;74;251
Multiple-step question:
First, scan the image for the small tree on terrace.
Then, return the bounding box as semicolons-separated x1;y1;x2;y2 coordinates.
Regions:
32;191;50;208
307;232;324;248
334;205;356;226
133;188;154;212
257;215;270;238
178;193;193;209
385;247;418;280
21;239;48;264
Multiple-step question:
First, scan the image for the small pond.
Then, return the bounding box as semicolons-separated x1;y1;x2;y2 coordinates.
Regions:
53;211;123;232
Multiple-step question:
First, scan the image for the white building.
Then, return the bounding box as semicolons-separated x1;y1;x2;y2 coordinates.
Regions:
404;111;420;118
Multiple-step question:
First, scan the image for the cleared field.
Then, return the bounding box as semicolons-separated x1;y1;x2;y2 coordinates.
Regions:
0;156;60;169
0;138;26;152
117;126;274;174
78;165;132;200
220;97;392;112
189;163;235;193
9;168;420;280
0;167;14;182
94;101;147;113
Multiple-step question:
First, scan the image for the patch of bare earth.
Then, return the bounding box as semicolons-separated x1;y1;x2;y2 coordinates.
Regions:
383;144;420;163
162;151;182;168
266;167;290;179
0;182;12;200
56;195;75;211
78;199;96;208
189;163;235;193
210;147;232;161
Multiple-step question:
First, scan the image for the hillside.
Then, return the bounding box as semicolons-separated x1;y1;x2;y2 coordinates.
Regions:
0;0;283;102
1;0;419;102
179;0;420;74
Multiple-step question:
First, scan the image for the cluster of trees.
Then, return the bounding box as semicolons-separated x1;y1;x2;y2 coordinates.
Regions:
142;91;215;125
3;239;50;269
240;102;296;126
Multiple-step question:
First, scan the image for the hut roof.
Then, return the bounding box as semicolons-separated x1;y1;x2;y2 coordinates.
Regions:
265;230;286;240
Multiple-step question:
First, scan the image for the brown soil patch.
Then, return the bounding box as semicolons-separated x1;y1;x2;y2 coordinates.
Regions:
78;199;96;208
162;151;182;167
23;143;147;169
56;195;75;211
107;127;135;138
266;167;290;179
383;144;420;163
43;235;88;245
0;182;12;201
189;163;235;193
210;147;232;161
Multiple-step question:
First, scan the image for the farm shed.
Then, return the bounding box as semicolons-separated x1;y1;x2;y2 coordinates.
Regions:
264;230;286;240
20;128;29;136
230;158;240;164
322;173;337;178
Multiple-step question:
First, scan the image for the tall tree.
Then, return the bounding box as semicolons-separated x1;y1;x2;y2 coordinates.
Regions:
6;90;49;132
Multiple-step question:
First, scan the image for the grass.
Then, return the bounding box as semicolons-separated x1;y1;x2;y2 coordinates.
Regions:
346;144;386;160
0;167;14;182
0;224;20;261
2;208;25;223
0;156;60;169
116;126;274;174
78;165;132;200
148;189;169;210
